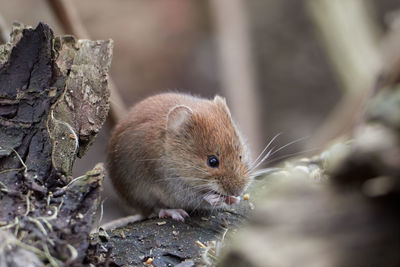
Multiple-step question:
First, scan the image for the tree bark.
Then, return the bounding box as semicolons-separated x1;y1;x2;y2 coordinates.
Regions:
0;22;112;266
87;201;252;266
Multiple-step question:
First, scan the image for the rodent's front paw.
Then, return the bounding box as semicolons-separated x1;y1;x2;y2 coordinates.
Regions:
225;195;240;205
204;194;240;206
158;209;189;222
204;194;224;206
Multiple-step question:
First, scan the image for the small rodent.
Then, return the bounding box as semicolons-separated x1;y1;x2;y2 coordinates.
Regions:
107;93;251;221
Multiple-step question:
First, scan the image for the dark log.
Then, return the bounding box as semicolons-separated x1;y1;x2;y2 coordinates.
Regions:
87;202;252;266
0;22;112;265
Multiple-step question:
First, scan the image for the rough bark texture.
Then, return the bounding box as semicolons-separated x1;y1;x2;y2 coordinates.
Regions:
87;202;252;266
0;22;112;266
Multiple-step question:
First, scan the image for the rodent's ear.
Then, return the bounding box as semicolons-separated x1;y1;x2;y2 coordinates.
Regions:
213;95;232;117
166;105;193;131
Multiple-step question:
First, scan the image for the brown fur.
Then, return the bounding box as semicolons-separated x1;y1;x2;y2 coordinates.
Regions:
107;93;251;216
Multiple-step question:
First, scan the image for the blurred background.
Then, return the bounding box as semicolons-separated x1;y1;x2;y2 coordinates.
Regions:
1;0;399;223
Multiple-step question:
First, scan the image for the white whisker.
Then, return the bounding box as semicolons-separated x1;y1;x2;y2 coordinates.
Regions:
249;135;310;172
250;167;282;178
251;133;282;169
257;147;320;168
269;136;309;158
249;146;276;172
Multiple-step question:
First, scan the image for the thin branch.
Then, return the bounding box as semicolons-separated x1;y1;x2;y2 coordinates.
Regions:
0;12;9;43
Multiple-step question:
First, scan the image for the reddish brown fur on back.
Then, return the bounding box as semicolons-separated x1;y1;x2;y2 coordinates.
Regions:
107;93;251;216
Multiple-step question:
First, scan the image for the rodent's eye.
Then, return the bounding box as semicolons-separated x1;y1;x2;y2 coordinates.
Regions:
239;155;242;160
207;155;219;168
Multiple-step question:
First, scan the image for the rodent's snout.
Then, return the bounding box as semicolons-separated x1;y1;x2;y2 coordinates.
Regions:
219;176;248;197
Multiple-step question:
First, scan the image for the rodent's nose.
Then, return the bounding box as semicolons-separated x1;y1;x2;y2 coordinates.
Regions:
220;174;247;196
223;182;244;197
224;195;240;205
